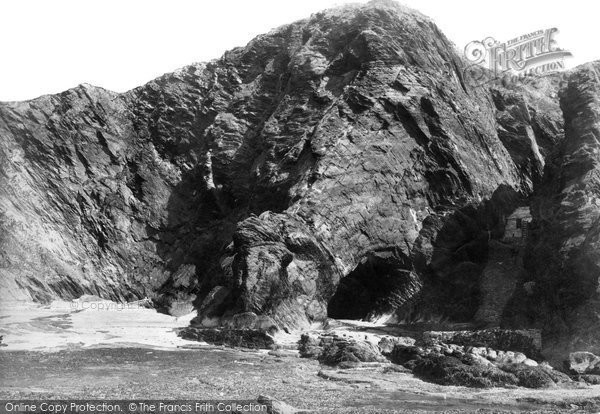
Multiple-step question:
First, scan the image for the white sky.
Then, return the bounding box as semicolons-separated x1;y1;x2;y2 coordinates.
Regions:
0;0;598;102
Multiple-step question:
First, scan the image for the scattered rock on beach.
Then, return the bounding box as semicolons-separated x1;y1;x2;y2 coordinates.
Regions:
179;327;275;349
412;355;519;388
318;336;386;365
378;335;416;354
422;329;542;360
298;332;387;365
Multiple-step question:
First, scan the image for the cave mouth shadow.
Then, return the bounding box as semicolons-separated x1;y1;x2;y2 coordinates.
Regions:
326;252;414;321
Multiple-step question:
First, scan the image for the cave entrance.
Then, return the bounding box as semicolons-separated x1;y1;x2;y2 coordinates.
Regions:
327;253;416;321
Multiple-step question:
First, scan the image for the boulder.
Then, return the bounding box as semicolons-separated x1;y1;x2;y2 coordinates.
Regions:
495;350;527;365
463;353;494;367
499;364;557;389
222;312;279;334
178;327;275;349
318;336;387;366
257;395;299;414
298;333;386;366
411;355;519;388
565;351;600;375
378;336;416;354
522;358;538;367
298;333;323;359
388;345;429;365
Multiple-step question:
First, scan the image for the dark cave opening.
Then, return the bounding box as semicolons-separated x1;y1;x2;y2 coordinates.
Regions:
327;254;414;320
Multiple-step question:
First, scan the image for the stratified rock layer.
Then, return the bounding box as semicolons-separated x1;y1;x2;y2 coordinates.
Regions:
506;62;600;358
2;0;598;361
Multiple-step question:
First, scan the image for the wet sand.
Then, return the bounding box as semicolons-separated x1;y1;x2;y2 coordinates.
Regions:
1;300;600;413
0;347;575;413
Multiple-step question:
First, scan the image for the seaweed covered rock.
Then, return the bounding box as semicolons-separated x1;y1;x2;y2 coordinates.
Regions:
388;338;567;388
499;364;562;388
298;333;323;359
298;333;385;365
410;353;570;389
412;355;519;388
318;337;387;365
378;335;416;354
179;327;275;349
423;329;542;360
388;345;432;365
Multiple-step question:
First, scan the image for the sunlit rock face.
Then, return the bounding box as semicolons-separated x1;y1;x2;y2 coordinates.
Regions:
187;1;566;330
2;0;597;357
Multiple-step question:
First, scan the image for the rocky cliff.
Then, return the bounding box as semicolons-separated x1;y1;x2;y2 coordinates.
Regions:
504;62;600;360
0;0;596;358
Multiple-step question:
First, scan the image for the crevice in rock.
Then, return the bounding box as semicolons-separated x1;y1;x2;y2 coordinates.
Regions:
403;185;528;325
327;250;418;321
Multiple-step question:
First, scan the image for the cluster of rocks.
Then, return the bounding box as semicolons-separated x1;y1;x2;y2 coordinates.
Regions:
396;342;539;367
0;0;566;334
177;320;600;390
299;332;394;366
390;343;571;389
179;327;276;349
179;311;280;349
422;328;543;361
298;328;581;389
2;0;600;369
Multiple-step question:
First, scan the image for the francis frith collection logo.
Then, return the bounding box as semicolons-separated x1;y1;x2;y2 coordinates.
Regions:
464;28;572;86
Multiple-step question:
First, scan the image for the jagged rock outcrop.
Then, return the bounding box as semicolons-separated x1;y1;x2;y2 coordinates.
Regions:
505;62;600;359
2;0;595;362
190;1;565;329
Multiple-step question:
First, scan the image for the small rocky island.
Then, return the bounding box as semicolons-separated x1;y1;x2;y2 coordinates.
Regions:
1;0;600;411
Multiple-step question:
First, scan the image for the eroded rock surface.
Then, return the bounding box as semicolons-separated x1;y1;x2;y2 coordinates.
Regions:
504;62;600;358
422;328;542;360
566;351;600;375
185;1;566;330
297;326;570;388
1;0;599;365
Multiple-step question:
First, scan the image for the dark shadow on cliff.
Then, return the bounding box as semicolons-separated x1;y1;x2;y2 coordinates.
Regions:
151;151;310;314
327;249;417;320
393;185;525;325
323;185;527;326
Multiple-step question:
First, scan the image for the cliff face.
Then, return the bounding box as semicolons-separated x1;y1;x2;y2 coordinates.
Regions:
185;2;563;329
505;63;600;358
0;0;594;354
0;86;156;303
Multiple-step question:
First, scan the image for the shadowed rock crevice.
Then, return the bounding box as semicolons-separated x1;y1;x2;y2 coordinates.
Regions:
327;250;420;320
504;62;600;361
397;185;527;324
